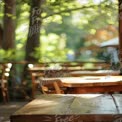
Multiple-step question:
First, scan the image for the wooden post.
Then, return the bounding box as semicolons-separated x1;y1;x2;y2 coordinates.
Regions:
119;0;122;74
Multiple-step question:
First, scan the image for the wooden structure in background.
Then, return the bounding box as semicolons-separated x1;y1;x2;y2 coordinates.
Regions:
70;70;120;77
28;62;108;98
0;63;12;103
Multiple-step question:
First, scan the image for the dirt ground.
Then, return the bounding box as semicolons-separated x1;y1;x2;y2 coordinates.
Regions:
0;102;28;122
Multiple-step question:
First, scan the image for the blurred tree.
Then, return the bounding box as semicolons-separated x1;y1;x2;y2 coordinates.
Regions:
25;0;118;62
25;0;43;62
0;0;118;61
3;0;16;49
43;0;118;61
0;24;3;48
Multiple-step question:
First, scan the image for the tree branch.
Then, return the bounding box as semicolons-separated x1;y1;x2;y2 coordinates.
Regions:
42;3;117;19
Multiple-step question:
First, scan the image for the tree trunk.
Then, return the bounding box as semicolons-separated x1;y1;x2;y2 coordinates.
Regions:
25;0;43;62
119;0;122;74
0;25;3;48
22;0;43;88
3;0;16;49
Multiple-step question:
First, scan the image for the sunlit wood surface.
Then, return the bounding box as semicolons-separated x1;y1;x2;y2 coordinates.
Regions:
40;76;122;93
11;94;122;122
28;67;101;73
70;70;120;77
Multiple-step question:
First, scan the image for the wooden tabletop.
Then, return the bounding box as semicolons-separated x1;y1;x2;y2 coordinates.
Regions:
39;76;122;87
70;70;120;77
11;94;122;122
39;76;122;93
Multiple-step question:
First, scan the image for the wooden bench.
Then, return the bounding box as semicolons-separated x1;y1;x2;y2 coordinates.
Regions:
11;94;122;122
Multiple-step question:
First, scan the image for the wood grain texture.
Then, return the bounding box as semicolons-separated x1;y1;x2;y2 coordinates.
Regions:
70;70;120;77
39;76;122;93
11;94;122;122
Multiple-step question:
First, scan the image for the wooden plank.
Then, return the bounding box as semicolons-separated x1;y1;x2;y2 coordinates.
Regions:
41;76;122;87
61;76;122;87
68;86;122;94
28;67;101;73
11;94;122;122
11;114;122;122
70;70;120;77
12;95;75;115
112;94;122;113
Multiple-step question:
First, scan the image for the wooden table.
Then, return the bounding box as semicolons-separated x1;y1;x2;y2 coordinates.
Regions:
40;76;122;93
29;67;102;98
28;67;70;98
11;94;122;122
70;70;120;77
29;68;120;97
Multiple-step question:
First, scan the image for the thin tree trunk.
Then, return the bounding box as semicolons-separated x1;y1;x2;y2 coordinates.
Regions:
25;0;43;62
22;0;43;90
119;0;122;74
3;0;15;49
0;25;3;48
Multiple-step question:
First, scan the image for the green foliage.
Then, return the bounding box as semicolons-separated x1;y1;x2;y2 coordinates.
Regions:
41;0;118;60
0;48;25;62
16;2;30;26
0;1;4;24
33;33;69;62
0;49;15;61
0;0;118;62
